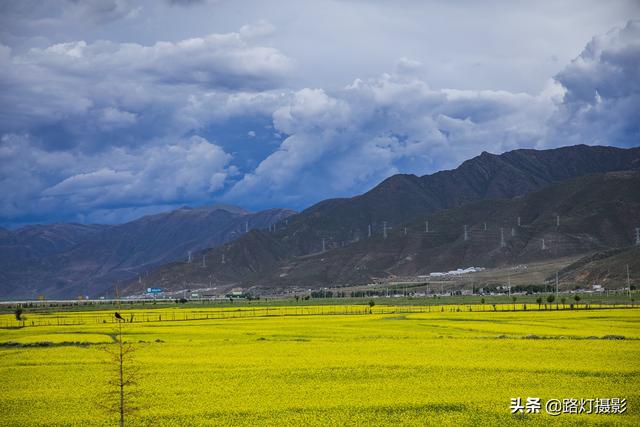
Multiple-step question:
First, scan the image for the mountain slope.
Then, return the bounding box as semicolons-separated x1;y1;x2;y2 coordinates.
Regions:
136;170;640;294
259;144;640;256
555;247;640;288
0;223;110;295
0;206;295;299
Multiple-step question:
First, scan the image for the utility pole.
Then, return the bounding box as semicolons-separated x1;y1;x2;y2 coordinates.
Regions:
188;251;192;263
425;221;429;233
500;228;506;248
322;238;326;252
555;272;559;297
383;221;388;239
517;216;521;227
202;255;206;268
508;275;511;297
627;264;631;298
636;227;640;246
368;224;372;238
464;224;468;241
511;227;515;237
404;227;407;235
556;215;560;227
484;222;487;232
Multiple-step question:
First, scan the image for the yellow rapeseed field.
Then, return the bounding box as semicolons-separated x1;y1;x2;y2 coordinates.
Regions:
1;307;638;425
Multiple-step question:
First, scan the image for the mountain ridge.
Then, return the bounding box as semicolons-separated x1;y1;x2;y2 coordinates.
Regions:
0;205;295;298
127;145;640;295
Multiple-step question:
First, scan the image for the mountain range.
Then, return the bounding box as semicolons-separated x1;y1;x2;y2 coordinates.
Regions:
0;206;294;298
2;144;639;299
124;145;640;296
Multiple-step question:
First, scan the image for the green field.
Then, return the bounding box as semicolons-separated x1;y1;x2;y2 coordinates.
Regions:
1;306;638;425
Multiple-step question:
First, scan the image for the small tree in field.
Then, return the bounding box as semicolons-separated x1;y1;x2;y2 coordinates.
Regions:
574;295;581;303
14;307;23;321
560;297;566;309
536;297;543;310
546;294;555;310
100;288;140;427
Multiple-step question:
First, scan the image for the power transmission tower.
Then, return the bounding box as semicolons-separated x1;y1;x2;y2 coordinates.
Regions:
202;255;206;268
464;225;468;241
383;222;388;239
555;272;559;296
404;227;407;235
484;222;487;231
425;221;429;233
188;251;192;263
517;216;521;227
511;227;515;237
500;228;506;248
556;215;560;227
368;224;372;238
541;239;547;250
322;238;326;252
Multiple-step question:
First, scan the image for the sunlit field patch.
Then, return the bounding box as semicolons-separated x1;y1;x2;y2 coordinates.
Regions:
1;308;638;425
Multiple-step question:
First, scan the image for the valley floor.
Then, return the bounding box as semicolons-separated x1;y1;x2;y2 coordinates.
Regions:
1;307;638;425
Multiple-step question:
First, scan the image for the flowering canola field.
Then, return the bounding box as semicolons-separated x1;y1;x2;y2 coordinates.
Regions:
1;307;638;426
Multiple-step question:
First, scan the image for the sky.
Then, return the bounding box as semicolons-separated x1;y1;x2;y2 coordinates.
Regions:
0;0;639;227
